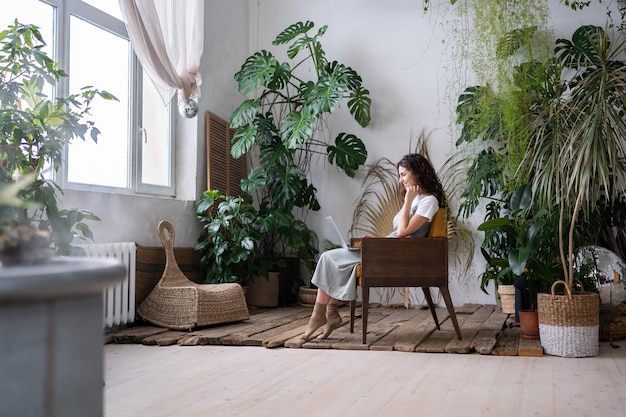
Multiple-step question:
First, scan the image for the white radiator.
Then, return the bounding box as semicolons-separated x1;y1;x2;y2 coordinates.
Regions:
80;242;137;329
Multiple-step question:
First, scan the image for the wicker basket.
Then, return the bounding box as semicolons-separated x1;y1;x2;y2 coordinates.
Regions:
497;284;516;314
537;280;600;357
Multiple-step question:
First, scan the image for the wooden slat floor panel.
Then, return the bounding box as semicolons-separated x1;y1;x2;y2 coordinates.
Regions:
107;303;538;355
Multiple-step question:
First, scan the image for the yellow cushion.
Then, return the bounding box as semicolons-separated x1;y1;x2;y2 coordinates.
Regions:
427;208;447;238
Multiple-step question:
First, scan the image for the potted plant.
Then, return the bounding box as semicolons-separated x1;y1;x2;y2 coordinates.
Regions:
0;21;114;264
228;21;372;301
194;190;265;285
477;184;558;337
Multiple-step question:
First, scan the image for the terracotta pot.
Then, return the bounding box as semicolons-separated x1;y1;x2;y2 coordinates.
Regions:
519;309;539;340
246;272;280;307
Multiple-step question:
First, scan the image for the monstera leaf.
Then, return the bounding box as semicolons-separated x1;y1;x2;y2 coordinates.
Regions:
327;133;367;178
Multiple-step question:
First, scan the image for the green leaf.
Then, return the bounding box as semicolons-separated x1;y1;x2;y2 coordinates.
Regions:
280;109;316;148
509;247;530;276
230;98;261;129
305;74;345;115
477;217;513;231
234;50;278;95
327;133;367;178
347;86;371;127
556;25;605;69
273;21;315;45
240;167;267;192
231;125;257;159
509;184;532;212
496;26;537;59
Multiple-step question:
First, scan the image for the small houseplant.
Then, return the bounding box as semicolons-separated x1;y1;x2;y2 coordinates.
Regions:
477;184;558;336
194;190;268;286
0;21;114;263
229;21;372;298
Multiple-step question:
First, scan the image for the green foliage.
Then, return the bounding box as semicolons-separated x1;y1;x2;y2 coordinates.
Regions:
0;21;115;255
477;185;560;306
194;190;265;285
520;25;626;289
230;20;372;210
229;21;371;281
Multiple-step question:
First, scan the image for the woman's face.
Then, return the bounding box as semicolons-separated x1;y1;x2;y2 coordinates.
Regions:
398;165;418;189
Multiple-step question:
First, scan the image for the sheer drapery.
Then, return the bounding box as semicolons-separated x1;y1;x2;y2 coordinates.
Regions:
118;0;203;108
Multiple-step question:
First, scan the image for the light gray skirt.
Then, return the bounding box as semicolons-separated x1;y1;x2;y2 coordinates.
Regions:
310;248;361;301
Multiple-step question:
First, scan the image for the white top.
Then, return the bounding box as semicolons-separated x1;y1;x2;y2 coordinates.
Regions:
387;194;439;238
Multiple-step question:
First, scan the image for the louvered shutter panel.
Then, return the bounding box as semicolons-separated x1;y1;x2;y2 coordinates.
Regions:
205;111;247;196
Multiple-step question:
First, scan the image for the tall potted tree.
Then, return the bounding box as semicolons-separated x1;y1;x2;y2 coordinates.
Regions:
518;25;626;356
229;21;372;302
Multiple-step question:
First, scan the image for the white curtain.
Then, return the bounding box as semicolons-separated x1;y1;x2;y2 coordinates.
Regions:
118;0;204;107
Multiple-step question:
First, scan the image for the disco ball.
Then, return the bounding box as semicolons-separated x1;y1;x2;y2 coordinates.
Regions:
576;245;626;306
179;99;199;118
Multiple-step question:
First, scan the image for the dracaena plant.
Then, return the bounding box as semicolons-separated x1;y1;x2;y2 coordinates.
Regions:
228;21;372;283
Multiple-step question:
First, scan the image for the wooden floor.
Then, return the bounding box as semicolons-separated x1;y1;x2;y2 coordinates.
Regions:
104;336;626;417
107;303;545;356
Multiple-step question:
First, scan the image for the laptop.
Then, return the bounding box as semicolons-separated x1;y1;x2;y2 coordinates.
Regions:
325;216;360;251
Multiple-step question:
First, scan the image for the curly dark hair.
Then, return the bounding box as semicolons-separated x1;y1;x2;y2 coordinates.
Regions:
397;153;445;206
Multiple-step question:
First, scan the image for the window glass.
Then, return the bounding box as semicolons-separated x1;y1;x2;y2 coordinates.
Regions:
4;0;174;196
66;15;130;188
1;1;54;48
141;72;171;187
81;0;123;20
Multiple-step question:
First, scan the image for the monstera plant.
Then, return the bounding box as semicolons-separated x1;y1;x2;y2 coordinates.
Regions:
228;21;372;294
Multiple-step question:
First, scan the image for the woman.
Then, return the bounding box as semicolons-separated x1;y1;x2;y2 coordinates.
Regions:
302;153;444;341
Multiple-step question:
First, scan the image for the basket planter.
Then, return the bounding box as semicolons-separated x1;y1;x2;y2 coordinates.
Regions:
497;284;516;314
537;280;600;357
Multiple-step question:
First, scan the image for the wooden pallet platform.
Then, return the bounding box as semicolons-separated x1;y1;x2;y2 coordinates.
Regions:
106;303;544;356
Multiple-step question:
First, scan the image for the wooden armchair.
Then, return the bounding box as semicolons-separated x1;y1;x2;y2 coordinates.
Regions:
349;208;462;343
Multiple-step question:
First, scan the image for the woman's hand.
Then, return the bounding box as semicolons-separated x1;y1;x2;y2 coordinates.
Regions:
404;184;421;204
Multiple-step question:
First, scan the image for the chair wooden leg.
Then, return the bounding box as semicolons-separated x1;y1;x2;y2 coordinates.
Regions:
440;287;462;340
422;287;440;330
350;299;356;333
362;286;369;344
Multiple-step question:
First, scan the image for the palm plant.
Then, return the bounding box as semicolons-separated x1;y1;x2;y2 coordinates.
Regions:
520;25;626;292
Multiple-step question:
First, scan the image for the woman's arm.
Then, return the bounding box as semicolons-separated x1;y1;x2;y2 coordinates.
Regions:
395;185;430;237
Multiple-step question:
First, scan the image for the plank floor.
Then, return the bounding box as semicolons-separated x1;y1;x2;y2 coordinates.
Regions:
106;303;545;356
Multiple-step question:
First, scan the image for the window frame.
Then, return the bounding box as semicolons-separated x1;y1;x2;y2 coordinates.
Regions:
44;0;175;197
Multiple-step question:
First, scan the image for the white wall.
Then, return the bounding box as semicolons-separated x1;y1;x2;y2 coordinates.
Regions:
61;0;615;304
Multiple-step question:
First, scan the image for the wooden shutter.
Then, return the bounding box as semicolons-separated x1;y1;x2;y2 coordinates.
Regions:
205;111;247;196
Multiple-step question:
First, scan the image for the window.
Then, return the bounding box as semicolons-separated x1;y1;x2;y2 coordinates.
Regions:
3;0;174;196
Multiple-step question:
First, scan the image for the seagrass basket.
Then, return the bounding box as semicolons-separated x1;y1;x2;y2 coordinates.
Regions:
537;280;599;357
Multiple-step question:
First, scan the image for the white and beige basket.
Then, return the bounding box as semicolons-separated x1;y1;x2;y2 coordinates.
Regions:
537;280;599;357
